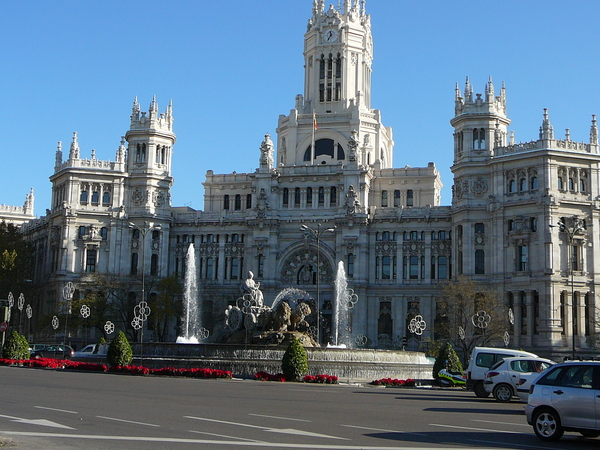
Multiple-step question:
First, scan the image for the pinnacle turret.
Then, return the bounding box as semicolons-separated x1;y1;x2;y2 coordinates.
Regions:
539;108;554;140
55;141;63;171
591;115;598;145
69;132;80;160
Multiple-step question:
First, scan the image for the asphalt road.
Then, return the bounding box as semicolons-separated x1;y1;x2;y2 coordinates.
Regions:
0;366;597;449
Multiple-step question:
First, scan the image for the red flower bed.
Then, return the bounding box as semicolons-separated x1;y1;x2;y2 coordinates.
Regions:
254;371;287;382
108;365;150;375
303;374;338;384
371;377;416;387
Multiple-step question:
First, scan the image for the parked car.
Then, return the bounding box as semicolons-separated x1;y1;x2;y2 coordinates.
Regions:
30;344;74;360
525;360;600;441
483;357;554;402
28;344;46;354
466;347;538;397
73;343;108;358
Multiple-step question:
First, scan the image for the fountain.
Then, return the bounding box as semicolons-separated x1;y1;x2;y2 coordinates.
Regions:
332;261;350;347
176;243;200;343
135;265;433;382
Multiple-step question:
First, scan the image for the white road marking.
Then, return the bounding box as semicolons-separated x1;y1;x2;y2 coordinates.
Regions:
471;419;530;427
429;423;524;434
467;438;554;449
96;416;160;427
249;413;312;422
1;431;500;449
34;406;78;414
0;414;74;430
340;424;427;437
185;416;347;440
187;429;265;442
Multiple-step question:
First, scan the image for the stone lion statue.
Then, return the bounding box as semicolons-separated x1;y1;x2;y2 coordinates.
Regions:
290;302;312;332
263;301;292;332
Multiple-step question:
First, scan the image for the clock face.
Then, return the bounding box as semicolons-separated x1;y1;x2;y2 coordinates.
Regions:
323;29;338;43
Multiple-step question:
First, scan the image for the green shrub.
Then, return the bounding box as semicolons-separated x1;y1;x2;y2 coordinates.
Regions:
281;336;308;381
107;331;133;367
432;341;463;379
2;331;30;360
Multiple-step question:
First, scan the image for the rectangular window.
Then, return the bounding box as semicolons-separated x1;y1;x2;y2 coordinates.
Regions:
475;250;485;274
381;190;388;207
258;254;264;278
347;253;354;278
475;223;485;234
409;256;419;279
246;194;252;209
206;258;214;280
130;253;138;275
406;190;414;207
518;245;528;271
394;190;400;207
86;249;96;273
382;256;391;280
438;256;448;279
571;245;579;271
231;258;239;280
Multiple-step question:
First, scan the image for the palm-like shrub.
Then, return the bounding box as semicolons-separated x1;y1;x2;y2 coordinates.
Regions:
107;331;133;367
2;331;30;360
281;336;308;381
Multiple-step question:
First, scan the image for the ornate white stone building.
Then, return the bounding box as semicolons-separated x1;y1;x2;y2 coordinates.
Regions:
20;1;600;356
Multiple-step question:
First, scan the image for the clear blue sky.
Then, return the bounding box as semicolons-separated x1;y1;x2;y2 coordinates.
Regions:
2;1;599;214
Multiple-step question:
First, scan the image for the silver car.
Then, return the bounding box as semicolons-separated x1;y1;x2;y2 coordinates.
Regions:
525;361;600;441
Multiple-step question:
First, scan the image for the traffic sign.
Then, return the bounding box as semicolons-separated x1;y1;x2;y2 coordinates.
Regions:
0;321;8;333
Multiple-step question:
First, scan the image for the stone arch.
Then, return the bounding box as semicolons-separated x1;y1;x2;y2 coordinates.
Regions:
279;241;336;286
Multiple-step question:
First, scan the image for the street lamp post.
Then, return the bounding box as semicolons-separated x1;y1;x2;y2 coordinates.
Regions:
553;215;585;360
128;221;161;346
300;223;335;345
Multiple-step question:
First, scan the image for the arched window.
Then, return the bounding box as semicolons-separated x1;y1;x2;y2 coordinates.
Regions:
318;187;325;205
406;190;414;207
394;190;400;207
473;128;485;150
330;186;337;205
306;187;313;205
569;178;575;191
381;190;388;207
519;178;527;191
80;189;88;203
91;191;99;204
294;187;301;206
530;177;538;190
508;179;516;193
246;194;252;209
580;178;586;192
102;191;110;205
234;194;241;210
283;188;289;206
223;195;230;210
558;176;563;190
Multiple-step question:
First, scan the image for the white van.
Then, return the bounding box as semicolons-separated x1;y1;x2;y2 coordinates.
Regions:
466;347;537;397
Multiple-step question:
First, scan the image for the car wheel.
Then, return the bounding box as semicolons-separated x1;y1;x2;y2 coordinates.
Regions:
580;431;600;438
493;384;513;402
473;381;490;398
533;408;564;441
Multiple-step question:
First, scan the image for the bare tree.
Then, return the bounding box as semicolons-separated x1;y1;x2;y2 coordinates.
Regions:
437;277;508;365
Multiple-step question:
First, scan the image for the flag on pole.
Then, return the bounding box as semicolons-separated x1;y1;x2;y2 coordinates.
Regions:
313;110;318;131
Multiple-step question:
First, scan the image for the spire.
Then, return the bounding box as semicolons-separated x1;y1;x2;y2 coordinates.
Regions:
455;82;461;100
131;96;140;121
485;76;495;102
55;141;63;170
464;76;473;103
149;95;158;119
591;114;598;145
24;188;34;216
361;0;366;15
69;132;80;160
540;108;554;140
116;136;126;163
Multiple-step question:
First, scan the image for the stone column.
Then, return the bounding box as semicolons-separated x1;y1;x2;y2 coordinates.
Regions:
513;291;522;346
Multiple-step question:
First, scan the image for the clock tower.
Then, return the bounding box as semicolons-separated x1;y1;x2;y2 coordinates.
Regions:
276;0;393;169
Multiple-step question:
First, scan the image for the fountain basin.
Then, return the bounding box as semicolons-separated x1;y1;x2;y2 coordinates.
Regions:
129;343;433;383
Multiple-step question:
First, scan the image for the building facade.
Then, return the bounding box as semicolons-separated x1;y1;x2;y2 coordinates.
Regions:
19;1;600;356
